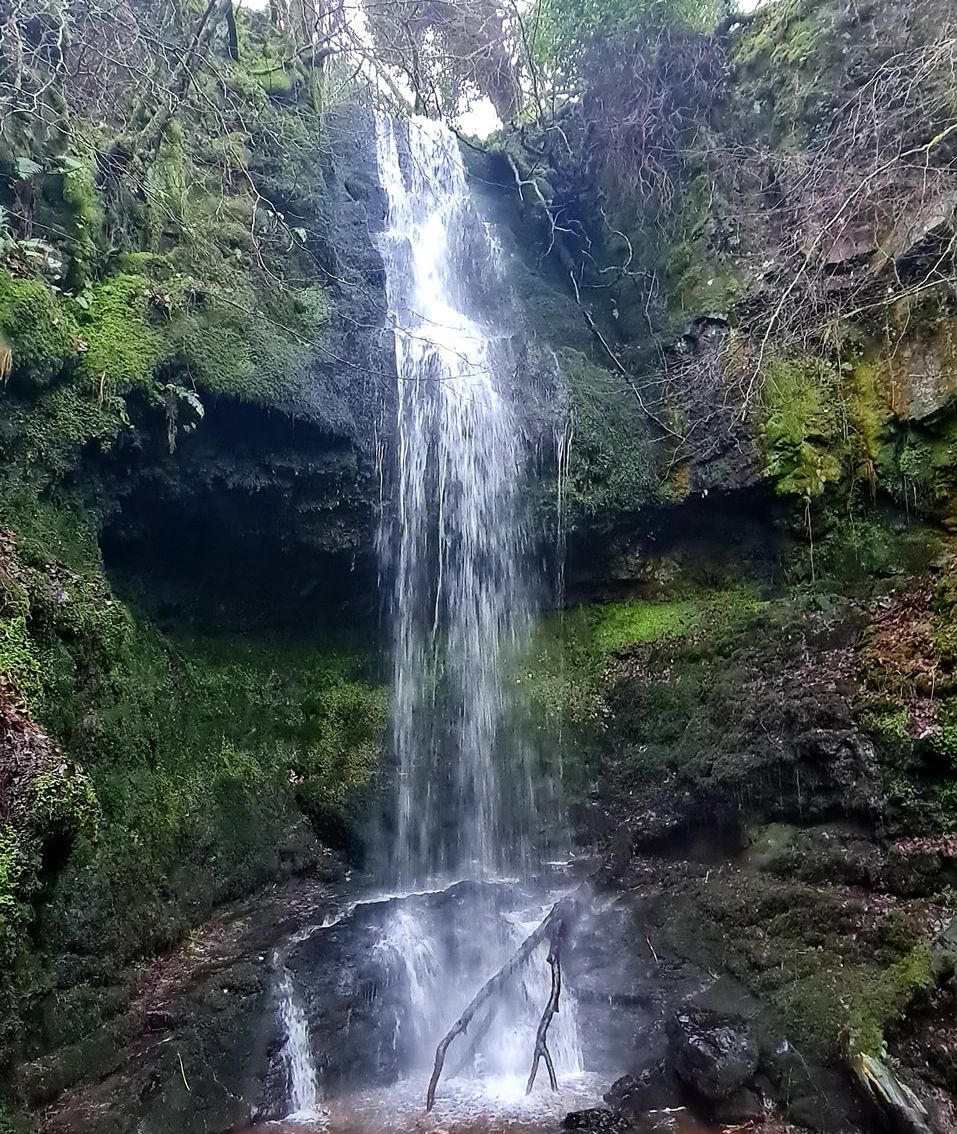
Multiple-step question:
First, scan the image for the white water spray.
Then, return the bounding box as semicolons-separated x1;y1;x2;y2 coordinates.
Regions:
276;967;322;1119
275;114;582;1120
375;114;545;886
373;111;581;1086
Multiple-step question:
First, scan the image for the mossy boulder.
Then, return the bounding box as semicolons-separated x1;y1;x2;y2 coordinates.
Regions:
0;276;79;389
79;274;166;393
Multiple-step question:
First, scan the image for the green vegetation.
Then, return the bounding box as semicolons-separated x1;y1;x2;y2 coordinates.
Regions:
0;828;38;1037
514;585;769;820
0;276;79;389
558;349;662;522
0;3;337;502
663;871;936;1063
1;0;956;1123
760;356;841;498
0;3;380;1101
847;944;936;1057
79;274;165;393
532;0;724;75
0;500;386;1073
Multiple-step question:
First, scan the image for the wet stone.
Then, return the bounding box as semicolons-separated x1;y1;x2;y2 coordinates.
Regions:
563;1107;625;1130
666;1006;758;1103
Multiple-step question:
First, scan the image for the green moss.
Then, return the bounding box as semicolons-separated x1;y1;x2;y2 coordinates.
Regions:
0;495;100;575
30;770;100;843
760;355;842;497
847;943;936;1056
294;285;331;332
174;309;309;405
0;4;357;1083
0;825;39;1053
11;383;129;483
767;15;827;67
559;348;661;522
515;585;767;799
733;0;807;68
176;636;387;807
0;274;79;387
0;828;35;963
0;614;42;706
732;0;844;145
58;149;103;290
899;436;933;490
928;723;957;763
659;176;743;316
934;779;957;832
78;274;166;393
0;505;387;1047
862;707;911;742
589;597;703;653
177;319;255;394
846;359;889;487
114;252;175;278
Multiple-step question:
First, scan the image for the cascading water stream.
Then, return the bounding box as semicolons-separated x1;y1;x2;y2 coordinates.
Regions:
373;111;580;1086
276;967;321;1118
375;113;538;887
272;114;584;1123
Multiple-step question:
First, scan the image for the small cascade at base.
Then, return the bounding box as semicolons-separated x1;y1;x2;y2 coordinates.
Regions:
276;967;322;1119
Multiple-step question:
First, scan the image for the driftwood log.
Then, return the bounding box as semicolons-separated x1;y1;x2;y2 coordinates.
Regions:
526;916;565;1094
425;895;577;1111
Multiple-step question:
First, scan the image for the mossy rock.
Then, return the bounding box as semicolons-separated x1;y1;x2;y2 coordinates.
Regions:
759;355;843;498
78;274;167;393
0;275;79;389
559;348;663;522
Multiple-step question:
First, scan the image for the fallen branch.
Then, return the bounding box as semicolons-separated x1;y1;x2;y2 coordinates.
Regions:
449;1002;499;1079
526;918;564;1094
853;1053;933;1134
425;896;576;1111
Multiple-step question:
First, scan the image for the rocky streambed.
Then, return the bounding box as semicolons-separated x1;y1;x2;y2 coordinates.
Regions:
26;847;932;1134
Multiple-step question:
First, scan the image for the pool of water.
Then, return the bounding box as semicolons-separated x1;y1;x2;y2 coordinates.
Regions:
232;1073;724;1134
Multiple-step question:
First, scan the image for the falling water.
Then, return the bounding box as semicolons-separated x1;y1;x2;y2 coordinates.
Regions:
373;111;581;1086
273;115;584;1122
276;967;321;1118
376;114;541;886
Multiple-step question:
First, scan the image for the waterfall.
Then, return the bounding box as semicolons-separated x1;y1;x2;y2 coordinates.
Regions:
375;114;541;887
276;967;321;1118
372;112;581;1085
276;115;582;1119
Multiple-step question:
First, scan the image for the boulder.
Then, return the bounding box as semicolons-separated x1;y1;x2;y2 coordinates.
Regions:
713;1087;766;1123
603;1063;679;1117
563;1108;625;1131
666;1005;759;1102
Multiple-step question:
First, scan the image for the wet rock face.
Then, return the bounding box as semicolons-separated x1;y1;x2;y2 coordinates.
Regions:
564;899;661;1074
270;903;416;1099
603;1065;679;1117
101;105;394;629
266;881;526;1107
563;1107;626;1131
666;1006;758;1102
